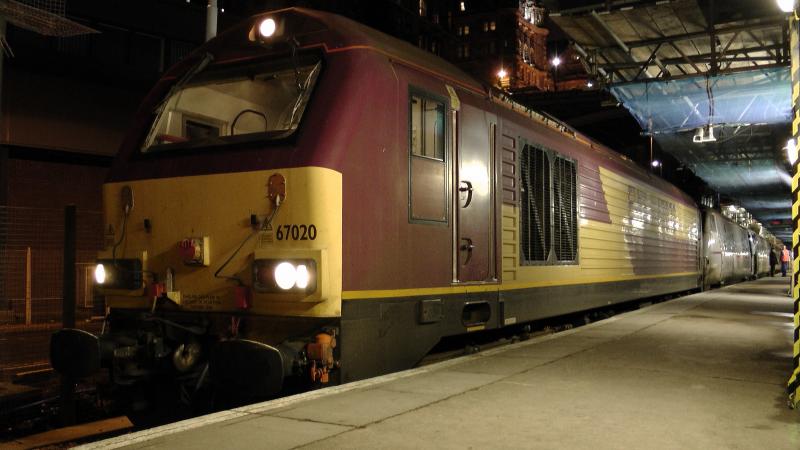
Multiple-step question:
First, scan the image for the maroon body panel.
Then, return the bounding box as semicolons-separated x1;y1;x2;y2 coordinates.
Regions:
105;7;698;294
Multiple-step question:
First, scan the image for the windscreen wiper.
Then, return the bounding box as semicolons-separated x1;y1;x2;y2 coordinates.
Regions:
143;52;214;148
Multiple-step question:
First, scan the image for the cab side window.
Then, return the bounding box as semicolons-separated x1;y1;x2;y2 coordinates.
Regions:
409;92;447;223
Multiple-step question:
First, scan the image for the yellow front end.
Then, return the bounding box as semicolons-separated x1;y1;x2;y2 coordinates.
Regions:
98;166;343;319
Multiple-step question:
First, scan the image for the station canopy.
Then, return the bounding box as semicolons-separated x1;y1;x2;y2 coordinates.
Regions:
609;67;791;134
612;68;792;225
547;0;793;240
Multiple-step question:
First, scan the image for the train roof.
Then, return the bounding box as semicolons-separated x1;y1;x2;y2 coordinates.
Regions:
188;8;697;207
252;8;486;94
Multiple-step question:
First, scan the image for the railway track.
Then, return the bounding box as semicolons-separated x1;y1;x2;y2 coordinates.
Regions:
0;290;686;448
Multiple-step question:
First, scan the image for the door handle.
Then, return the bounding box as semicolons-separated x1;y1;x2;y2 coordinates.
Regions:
460;238;475;265
459;181;473;208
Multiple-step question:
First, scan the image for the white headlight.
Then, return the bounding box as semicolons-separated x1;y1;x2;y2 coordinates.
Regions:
259;18;276;38
274;262;297;290
94;263;106;284
295;264;310;289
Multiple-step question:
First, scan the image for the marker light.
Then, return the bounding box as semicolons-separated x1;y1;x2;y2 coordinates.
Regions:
777;0;794;13
274;262;297;290
259;18;277;38
94;263;106;284
295;264;310;289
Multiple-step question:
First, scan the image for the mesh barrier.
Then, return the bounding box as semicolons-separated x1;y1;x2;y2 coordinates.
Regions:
0;206;104;381
610;67;791;134
0;0;98;37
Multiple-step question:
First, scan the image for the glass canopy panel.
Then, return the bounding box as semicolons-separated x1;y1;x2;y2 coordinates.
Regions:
610;67;791;134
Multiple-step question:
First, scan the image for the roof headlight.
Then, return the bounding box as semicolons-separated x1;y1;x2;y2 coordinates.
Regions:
259;18;277;38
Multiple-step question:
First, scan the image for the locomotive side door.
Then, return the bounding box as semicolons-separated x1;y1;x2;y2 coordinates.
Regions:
453;101;497;283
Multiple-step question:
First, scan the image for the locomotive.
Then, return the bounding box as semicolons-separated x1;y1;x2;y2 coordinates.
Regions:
49;8;773;411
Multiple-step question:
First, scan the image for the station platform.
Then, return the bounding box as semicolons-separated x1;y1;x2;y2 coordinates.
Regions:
84;277;799;449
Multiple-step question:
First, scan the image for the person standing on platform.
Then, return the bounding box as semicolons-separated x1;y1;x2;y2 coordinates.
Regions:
781;245;791;277
769;248;778;277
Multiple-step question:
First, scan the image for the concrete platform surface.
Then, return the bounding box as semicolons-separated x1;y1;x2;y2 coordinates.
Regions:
83;278;800;449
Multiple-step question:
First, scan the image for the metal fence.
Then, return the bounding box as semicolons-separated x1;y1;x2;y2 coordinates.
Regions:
0;205;104;379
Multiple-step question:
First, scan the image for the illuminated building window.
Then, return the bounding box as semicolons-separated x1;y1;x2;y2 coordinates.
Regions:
483;22;488;32
419;0;426;16
490;20;496;31
464;25;470;35
460;1;465;11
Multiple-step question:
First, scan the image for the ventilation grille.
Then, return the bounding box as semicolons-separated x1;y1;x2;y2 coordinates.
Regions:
553;157;578;261
520;145;550;263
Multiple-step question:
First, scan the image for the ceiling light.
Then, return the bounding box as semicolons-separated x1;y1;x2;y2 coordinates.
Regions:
777;0;794;13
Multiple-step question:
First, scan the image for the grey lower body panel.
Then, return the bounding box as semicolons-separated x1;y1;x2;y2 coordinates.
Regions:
501;274;700;324
339;274;699;383
340;292;499;382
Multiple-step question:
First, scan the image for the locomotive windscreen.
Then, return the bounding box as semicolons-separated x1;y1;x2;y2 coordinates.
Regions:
141;55;322;152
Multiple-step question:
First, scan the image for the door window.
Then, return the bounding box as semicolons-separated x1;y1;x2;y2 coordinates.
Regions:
409;92;447;223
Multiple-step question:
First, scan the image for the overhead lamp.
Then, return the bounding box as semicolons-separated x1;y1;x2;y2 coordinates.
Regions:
787;138;797;164
692;125;716;143
259;18;277;38
777;0;794;13
551;56;562;67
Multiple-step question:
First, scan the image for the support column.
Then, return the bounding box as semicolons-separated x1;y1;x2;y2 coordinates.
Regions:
60;205;76;425
205;0;218;42
0;17;6;129
788;5;800;409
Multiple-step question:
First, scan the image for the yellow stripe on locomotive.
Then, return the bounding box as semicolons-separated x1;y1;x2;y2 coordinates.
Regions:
95;166;343;318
